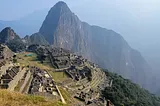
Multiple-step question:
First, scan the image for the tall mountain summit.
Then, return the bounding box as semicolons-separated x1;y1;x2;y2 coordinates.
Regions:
39;1;152;90
39;1;72;44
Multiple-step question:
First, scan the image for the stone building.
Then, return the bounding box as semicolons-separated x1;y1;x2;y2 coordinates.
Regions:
29;67;59;99
65;66;92;81
0;66;20;89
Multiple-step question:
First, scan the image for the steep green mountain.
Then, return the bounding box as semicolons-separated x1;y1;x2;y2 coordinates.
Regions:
103;70;160;106
39;1;152;91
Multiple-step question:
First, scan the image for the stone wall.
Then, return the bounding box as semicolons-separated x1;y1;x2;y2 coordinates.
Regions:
19;70;32;93
8;67;26;91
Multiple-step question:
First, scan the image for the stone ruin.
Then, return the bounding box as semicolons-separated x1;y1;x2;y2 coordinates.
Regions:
50;47;70;57
29;67;59;99
0;44;13;61
75;89;100;105
64;65;109;105
47;47;85;69
0;61;6;68
48;48;70;69
0;44;13;70
65;66;92;81
34;46;86;69
0;66;20;89
70;54;85;67
0;45;7;68
0;65;60;100
0;45;5;60
29;46;109;105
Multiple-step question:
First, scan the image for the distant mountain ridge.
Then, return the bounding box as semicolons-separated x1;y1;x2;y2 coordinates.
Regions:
39;1;152;91
0;9;48;36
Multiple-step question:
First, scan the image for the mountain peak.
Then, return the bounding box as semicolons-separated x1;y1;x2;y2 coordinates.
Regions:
0;27;16;37
3;27;12;30
51;1;71;14
2;27;14;33
55;1;67;7
0;27;20;43
39;1;72;44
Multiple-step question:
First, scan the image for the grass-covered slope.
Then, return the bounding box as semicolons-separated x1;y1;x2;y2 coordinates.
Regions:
102;70;160;106
0;89;67;106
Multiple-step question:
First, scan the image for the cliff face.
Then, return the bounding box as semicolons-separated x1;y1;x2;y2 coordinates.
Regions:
39;1;92;59
39;1;71;44
39;1;152;90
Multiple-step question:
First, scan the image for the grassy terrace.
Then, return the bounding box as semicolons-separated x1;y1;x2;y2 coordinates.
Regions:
49;71;69;83
17;52;54;70
0;89;68;106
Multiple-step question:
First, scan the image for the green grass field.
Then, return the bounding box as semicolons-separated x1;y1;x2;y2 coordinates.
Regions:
17;52;53;70
49;71;69;83
0;89;68;106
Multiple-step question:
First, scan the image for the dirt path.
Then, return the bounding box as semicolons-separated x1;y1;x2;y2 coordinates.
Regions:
55;85;66;104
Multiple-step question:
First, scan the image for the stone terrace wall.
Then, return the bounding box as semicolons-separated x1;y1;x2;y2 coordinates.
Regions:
8;67;26;91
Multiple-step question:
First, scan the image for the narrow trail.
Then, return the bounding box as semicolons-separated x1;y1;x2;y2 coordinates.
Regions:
55;85;67;104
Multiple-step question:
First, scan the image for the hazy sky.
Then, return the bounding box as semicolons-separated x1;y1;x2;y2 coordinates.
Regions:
0;0;160;20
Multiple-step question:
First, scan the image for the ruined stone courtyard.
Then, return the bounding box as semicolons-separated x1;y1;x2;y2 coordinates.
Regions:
0;45;111;106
